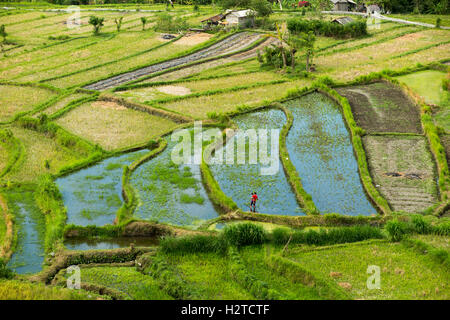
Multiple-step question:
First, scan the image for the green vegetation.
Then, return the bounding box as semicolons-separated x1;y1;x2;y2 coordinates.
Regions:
0;3;449;301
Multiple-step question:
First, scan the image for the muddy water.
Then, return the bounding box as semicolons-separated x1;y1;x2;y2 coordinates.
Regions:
131;131;220;227
285;93;376;216
209;109;305;215
56;150;148;227
6;192;45;274
64;237;158;250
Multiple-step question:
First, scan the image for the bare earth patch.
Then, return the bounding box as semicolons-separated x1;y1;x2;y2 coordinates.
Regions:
174;32;213;46
363;135;439;213
155;85;191;96
337;82;422;134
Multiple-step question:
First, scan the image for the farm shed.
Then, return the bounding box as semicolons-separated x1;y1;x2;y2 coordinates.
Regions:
224;9;256;28
331;0;357;11
367;4;382;14
201;9;256;28
332;16;355;25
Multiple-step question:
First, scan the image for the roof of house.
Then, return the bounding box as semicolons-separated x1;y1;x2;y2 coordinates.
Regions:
226;9;256;18
201;9;255;23
201;13;226;23
332;16;355;25
331;0;357;4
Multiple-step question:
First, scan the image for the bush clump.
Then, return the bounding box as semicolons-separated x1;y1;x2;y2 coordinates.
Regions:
223;223;267;247
0;259;14;279
385;219;409;242
287;18;367;38
160;234;228;255
154;13;189;33
271;225;384;246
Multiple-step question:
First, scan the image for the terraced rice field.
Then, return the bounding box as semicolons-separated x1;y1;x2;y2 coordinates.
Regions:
55;100;178;151
285;93;376;216
0;85;56;123
363;135;439;213
337;82;422;134
131;131;220;227
210;109;304;215
56;150;147;227
5;192;45;275
0;4;449;302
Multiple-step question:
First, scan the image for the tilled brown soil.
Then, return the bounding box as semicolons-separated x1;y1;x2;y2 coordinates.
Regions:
337;82;422;134
363;135;439;213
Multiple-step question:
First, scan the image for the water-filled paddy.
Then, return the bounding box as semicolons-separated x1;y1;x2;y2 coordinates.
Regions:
6;192;45;274
56;150;148;227
64;237;159;251
285;93;376;216
131;132;220;227
209;109;304;215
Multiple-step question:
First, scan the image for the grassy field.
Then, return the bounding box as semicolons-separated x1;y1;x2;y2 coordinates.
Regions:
0;280;102;300
156;79;310;119
0;85;55;122
69;266;172;300
55;100;178;151
164;252;255;299
4;126;84;182
286;241;449;300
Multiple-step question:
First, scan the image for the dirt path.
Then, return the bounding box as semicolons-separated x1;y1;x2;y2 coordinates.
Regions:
84;32;263;91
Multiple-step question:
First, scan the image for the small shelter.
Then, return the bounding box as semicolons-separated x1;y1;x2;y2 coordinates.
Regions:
201;9;256;29
367;4;381;14
331;0;357;11
331;16;354;25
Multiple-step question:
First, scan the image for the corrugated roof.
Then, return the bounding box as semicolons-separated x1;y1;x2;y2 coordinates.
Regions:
331;0;356;4
332;16;355;25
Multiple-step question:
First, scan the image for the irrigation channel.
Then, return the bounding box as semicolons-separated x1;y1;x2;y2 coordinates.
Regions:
131;130;220;227
210;109;305;215
56;150;148;227
284;93;376;216
6;192;46;275
84;32;263;90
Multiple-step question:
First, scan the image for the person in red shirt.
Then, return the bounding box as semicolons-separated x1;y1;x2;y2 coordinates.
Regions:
250;192;258;212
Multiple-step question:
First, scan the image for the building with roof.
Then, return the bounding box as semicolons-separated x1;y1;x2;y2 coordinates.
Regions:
331;0;357;11
331;16;355;25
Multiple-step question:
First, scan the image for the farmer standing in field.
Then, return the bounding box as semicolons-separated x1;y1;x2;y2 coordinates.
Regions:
250;192;258;212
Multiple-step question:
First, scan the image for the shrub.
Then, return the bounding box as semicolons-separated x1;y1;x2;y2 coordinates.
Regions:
274;225;384;246
160;235;228;255
260;45;293;69
223;223;266;247
436;17;441;28
385;220;408;242
411;215;432;234
287;18;367;38
0;259;14;279
250;0;272;17
154;13;188;33
271;227;291;245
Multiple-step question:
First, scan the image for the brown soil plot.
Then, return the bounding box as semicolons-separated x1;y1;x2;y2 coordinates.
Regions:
363;135;439;213
337;82;422;134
